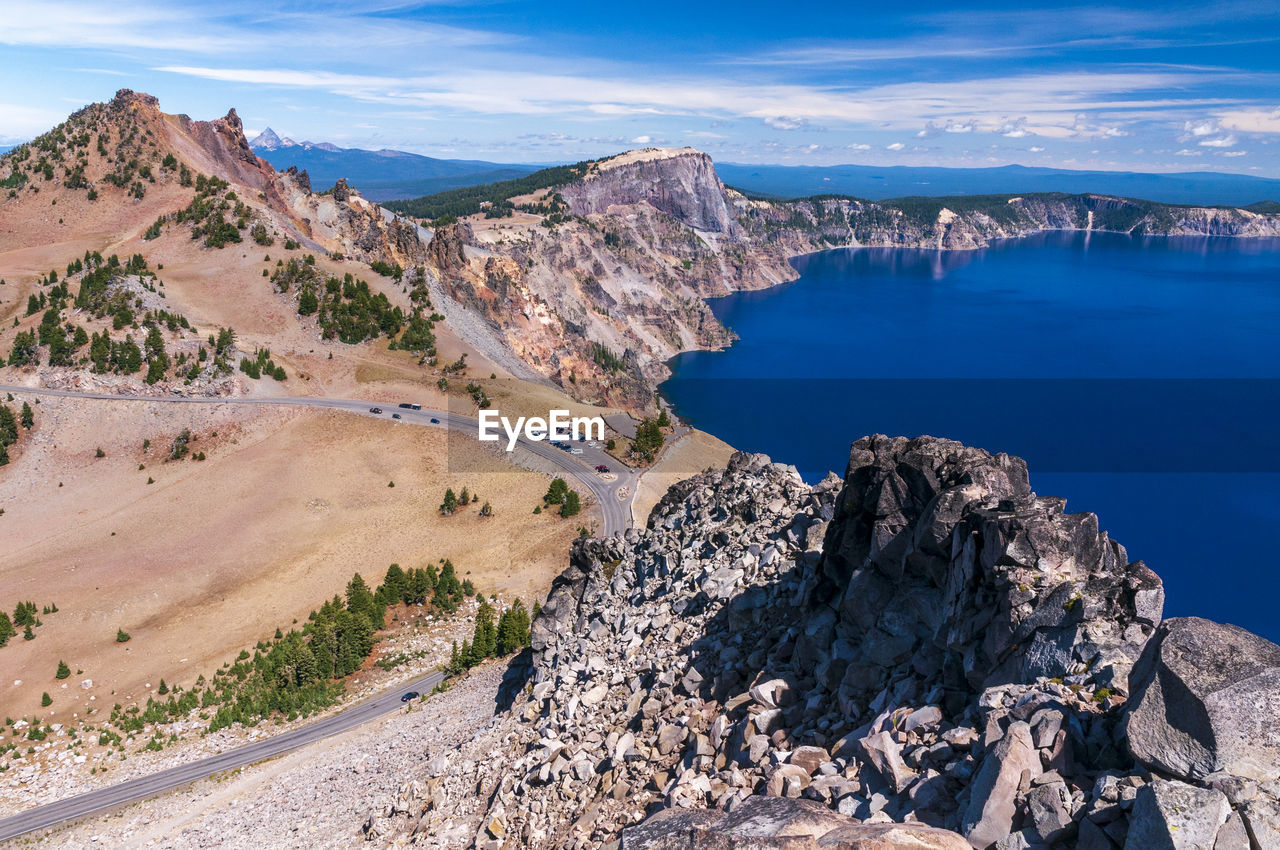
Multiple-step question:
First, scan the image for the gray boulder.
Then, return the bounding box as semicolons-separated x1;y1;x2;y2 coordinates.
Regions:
1124;617;1280;782
1124;779;1229;850
962;721;1043;849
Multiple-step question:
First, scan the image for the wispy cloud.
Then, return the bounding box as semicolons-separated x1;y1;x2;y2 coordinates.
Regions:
0;0;504;55
156;64;1234;142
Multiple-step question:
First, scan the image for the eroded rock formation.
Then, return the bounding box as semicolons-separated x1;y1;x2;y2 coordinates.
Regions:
366;436;1280;849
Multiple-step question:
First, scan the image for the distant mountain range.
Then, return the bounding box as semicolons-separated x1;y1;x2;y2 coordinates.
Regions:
248;128;537;202
715;162;1280;208
245;129;1279;207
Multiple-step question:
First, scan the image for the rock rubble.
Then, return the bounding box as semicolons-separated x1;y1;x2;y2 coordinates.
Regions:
366;436;1280;849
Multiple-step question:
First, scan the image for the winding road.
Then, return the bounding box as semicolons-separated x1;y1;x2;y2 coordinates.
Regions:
0;384;637;842
0;384;637;536
0;671;443;843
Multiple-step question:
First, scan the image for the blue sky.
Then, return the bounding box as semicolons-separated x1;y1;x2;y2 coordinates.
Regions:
1;0;1278;174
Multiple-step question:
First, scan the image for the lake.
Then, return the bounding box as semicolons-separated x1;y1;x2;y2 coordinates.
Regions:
662;231;1280;640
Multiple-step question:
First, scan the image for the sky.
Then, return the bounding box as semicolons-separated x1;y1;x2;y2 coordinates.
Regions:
0;0;1278;174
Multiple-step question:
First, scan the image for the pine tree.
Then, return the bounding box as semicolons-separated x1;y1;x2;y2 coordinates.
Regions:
459;486;470;506
20;402;33;429
56;660;71;679
561;489;581;518
41;692;51;707
544;477;568;505
158;678;169;694
440;487;458;515
0;405;16;445
472;600;496;661
496;599;532;656
0;612;14;647
447;641;461;676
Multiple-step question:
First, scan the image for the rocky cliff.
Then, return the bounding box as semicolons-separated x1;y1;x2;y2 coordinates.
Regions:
408;148;1280;411
368;436;1280;850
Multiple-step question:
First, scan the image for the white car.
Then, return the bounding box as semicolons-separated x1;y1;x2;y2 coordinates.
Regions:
570;447;584;455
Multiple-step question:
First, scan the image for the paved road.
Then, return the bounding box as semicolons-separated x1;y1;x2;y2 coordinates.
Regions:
0;384;637;841
0;385;636;536
0;671;443;843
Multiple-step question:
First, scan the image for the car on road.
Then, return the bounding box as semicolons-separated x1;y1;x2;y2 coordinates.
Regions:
400;691;420;702
595;464;610;473
398;403;422;410
369;407;382;414
430;417;440;424
392;413;401;420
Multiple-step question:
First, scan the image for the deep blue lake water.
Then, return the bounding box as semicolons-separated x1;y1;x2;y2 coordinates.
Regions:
663;231;1280;640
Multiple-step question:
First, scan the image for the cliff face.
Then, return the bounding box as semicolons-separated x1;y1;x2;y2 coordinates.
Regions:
370;436;1280;850
412;148;1280;411
421;149;758;410
743;192;1280;255
559;148;738;235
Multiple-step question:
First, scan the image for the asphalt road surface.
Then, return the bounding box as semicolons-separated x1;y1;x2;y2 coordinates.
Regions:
0;384;637;536
0;384;638;841
0;671;442;843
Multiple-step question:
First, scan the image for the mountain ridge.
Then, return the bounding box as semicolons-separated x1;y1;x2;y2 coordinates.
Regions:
248;128;539;203
386;146;1280;410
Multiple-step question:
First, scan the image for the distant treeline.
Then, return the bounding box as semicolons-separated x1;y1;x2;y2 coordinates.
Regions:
384;160;596;222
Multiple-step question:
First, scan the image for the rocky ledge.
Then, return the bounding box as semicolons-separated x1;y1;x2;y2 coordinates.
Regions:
371;436;1280;849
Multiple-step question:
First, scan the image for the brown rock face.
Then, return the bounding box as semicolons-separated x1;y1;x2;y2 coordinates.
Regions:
559;149;737;234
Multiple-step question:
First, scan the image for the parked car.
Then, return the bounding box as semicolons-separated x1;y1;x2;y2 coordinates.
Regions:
570;447;584;455
369;407;382;414
595;465;610;473
400;691;419;703
392;413;402;420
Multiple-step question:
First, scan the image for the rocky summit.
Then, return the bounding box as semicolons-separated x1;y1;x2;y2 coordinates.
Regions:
367;435;1280;849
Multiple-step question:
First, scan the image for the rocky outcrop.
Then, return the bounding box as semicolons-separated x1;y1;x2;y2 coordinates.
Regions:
1123;618;1280;783
275;169;425;269
369;436;1280;850
559;148;738;234
619;797;971;849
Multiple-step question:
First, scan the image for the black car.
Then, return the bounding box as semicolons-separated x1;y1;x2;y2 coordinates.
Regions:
392;413;401;420
400;691;420;702
369;407;382;414
430;418;440;424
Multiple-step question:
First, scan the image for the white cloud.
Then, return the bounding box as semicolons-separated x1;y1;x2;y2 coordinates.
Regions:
1217;107;1280;134
630;135;652;144
1000;118;1031;138
154;65;1231;141
846;143;871;150
1183;119;1220;137
886;142;905;150
1174;149;1203;156
764;116;809;130
1028;145;1045;152
1199;134;1237;147
1220;150;1248;157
